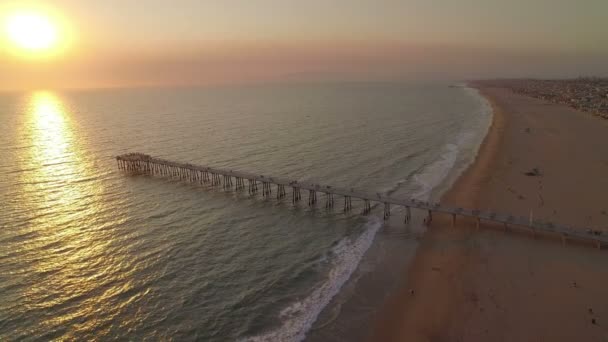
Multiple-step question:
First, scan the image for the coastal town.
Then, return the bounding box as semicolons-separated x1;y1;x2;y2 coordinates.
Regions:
492;78;608;119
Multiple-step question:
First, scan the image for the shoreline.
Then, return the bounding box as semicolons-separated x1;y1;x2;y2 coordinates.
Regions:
370;82;504;341
372;82;608;341
306;83;492;342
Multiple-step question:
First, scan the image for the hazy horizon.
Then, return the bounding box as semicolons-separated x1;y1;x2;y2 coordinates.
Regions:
1;0;607;91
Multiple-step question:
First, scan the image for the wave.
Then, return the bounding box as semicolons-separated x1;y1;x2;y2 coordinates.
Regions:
412;86;492;201
411;143;459;201
242;217;382;342
242;85;493;342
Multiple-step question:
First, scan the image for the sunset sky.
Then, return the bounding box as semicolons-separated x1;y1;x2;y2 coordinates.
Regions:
1;0;607;90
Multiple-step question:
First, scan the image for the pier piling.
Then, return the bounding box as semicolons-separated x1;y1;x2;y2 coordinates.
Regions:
115;153;608;250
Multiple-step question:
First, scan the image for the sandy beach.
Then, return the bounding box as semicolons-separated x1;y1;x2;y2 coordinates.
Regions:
372;83;608;341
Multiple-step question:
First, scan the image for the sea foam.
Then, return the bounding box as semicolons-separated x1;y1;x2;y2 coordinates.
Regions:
243;216;382;342
413;85;492;201
243;85;493;342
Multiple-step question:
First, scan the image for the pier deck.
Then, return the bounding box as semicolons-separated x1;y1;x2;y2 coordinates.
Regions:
117;153;607;249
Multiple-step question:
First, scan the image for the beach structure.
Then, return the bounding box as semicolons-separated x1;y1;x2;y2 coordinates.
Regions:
117;153;607;250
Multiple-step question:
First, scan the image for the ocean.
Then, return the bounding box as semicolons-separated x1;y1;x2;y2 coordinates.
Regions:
0;82;491;341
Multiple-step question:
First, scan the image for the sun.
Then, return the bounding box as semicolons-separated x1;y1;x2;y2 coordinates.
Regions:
5;11;59;52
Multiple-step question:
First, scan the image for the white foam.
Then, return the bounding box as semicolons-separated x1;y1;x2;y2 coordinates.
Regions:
243;85;493;342
412;143;459;200
242;217;382;342
412;85;492;201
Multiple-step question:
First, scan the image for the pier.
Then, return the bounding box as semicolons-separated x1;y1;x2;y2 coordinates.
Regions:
117;153;606;249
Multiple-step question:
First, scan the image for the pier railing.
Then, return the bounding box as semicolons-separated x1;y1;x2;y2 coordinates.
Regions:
116;153;606;249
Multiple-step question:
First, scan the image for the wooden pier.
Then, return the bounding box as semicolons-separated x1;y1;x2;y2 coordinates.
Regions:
116;153;607;249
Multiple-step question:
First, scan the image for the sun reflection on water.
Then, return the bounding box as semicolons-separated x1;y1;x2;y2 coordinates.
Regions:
8;92;132;339
21;91;84;215
29;91;70;163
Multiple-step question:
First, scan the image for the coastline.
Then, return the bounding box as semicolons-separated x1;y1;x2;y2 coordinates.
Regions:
372;82;608;341
306;84;492;342
370;82;504;341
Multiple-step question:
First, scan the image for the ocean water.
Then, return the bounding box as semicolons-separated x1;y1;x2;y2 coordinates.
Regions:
0;82;491;341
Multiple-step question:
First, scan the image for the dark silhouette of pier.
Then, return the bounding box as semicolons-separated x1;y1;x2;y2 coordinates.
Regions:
117;153;606;249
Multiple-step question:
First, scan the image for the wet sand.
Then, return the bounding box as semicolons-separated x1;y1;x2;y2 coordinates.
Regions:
372;84;608;341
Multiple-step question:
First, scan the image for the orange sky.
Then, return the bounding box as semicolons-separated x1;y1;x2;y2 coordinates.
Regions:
1;0;607;91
